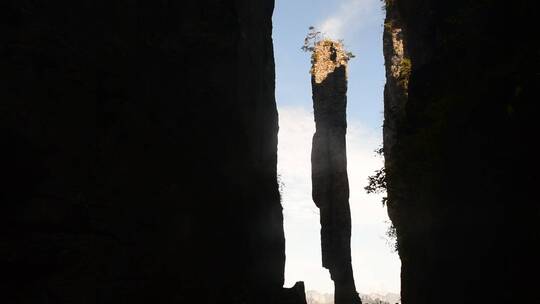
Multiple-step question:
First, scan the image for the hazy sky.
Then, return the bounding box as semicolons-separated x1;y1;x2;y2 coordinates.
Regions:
273;0;401;295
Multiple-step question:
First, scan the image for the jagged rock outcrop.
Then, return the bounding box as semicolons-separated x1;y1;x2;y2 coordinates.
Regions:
383;1;540;303
0;1;304;303
311;41;361;304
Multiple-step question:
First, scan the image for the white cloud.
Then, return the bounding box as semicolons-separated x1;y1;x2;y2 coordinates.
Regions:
319;0;379;39
278;105;400;294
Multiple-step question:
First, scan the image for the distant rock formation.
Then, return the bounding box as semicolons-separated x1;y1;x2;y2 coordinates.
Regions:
306;290;399;304
310;40;361;304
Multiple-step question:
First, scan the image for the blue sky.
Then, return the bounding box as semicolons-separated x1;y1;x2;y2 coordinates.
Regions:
274;0;385;128
273;0;401;295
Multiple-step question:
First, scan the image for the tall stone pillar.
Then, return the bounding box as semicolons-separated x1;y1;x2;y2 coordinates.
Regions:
310;40;361;304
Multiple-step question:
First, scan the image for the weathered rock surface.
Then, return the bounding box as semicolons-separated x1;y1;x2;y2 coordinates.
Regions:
383;1;540;303
311;41;361;304
0;1;303;303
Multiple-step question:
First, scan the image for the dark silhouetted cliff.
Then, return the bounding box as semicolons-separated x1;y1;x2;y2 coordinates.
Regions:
0;1;305;303
383;1;540;303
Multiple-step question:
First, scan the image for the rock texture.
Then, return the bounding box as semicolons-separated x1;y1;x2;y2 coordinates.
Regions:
0;1;304;303
311;41;361;304
383;1;540;303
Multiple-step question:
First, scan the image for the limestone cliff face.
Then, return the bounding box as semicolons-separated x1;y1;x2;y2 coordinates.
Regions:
311;41;361;304
0;1;297;303
383;1;540;303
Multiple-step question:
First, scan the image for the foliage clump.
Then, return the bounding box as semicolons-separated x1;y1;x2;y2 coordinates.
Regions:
382;0;395;10
365;168;387;195
365;148;396;251
365;148;388;206
397;57;411;89
301;26;323;53
302;27;355;83
386;223;398;252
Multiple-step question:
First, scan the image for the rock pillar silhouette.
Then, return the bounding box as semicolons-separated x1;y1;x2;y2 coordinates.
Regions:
310;40;361;304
